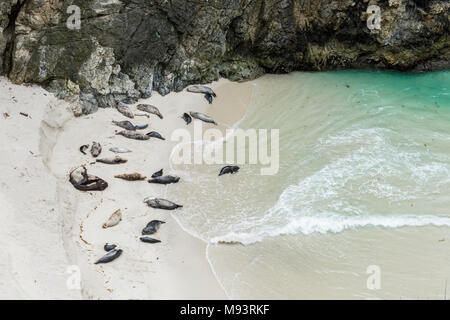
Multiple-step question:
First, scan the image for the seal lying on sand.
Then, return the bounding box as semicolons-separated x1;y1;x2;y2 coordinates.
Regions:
79;144;89;155
143;197;183;210
189;112;217;125
147;131;165;140
204;93;213;104
181;113;192;125
152;169;163;178
109;147;132;153
69;166;108;191
142;220;165;235
90;142;102;157
95;249;122;264
116;130;150;140
96;156;127;164
140;237;161;244
148;175;180;184
104;243;117;251
102;209;122;228
219;166;240;176
115;173;146;181
136;104;163;119
116;103;134;118
112;120;148;131
187;85;217;97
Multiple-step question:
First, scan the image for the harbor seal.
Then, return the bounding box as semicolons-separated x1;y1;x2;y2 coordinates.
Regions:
79;144;89;155
116;130;150;140
104;243;117;251
69;166;108;191
187;85;217;97
147;131;165;140
114;173;146;181
204;93;213;104
219;166;240;176
116;103;134;119
148;175;180;184
94;249;122;264
90;142;102;157
151;169;163;178
112;120;136;131
136;104;163;119
143;197;183;210
140;237;161;244
109;147;132;153
96;156;127;164
181;113;192;125
141;220;166;235
189;112;217;125
102;209;122;228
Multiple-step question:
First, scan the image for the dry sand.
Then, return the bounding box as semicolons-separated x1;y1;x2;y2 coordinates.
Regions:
0;76;253;299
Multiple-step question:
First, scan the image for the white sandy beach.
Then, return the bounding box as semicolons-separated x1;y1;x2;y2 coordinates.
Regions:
0;76;253;299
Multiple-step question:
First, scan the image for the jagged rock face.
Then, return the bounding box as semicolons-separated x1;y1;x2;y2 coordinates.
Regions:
0;0;449;115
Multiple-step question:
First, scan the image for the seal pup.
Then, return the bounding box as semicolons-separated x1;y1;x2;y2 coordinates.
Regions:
116;130;150;141
143;197;183;210
140;237;161;244
181;113;192;125
104;243;117;251
115;173;146;181
136;104;163;119
152;169;163;178
90;142;102;157
69;166;108;191
141;220;166;235
94;249;122;264
146;131;165;140
116;103;134;119
96;156;127;164
102;209;122;228
204;93;213;104
219;165;240;176
189;112;217;125
148;175;180;184
187;85;217;97
109;147;132;153
79;144;89;155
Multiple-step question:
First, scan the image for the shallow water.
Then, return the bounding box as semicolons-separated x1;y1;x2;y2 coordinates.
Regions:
169;70;450;299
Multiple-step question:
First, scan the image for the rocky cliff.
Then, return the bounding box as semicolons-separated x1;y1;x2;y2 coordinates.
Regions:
1;0;449;115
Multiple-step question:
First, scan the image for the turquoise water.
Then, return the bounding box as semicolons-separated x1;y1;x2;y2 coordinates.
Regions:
170;70;450;298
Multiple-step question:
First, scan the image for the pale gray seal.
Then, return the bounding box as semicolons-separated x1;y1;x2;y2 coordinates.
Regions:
189;112;217;125
141;220;166;235
94;249;122;264
90;142;102;157
114;173;146;181
148;175;180;184
109;147;132;153
136;104;163;119
140;237;161;244
102;209;122;228
143;197;183;210
219;166;240;176
69;166;108;191
187;85;217;97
